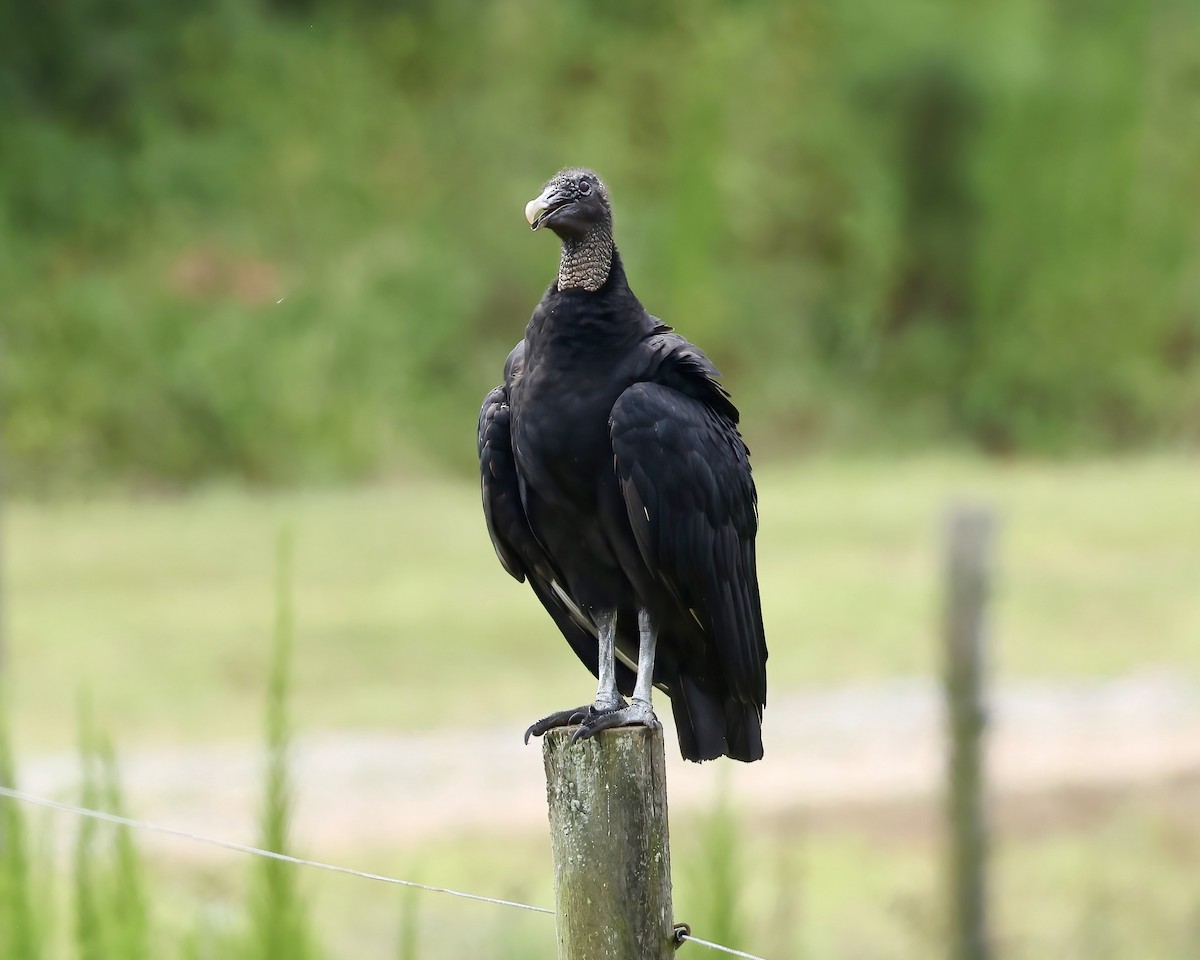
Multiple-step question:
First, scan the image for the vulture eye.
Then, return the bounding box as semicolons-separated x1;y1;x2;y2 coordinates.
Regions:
578;180;592;196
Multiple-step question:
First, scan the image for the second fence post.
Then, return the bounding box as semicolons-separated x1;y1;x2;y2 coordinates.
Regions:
543;725;675;960
943;504;996;960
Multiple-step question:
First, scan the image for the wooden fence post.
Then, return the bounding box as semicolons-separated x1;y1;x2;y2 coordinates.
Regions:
543;725;675;960
943;504;996;960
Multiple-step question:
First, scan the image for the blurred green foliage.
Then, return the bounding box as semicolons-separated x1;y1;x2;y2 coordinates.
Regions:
0;545;324;959
2;0;1198;489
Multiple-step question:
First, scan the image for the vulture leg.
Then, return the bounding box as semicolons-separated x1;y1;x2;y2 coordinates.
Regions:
523;609;623;744
566;607;660;743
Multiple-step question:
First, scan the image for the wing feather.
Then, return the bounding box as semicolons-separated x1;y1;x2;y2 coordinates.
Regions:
478;358;635;693
609;381;767;709
478;385;535;581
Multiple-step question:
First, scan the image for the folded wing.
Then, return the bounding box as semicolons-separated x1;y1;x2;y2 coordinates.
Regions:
609;380;767;713
478;364;635;691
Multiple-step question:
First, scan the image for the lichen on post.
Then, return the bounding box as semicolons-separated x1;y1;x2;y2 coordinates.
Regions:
542;725;675;960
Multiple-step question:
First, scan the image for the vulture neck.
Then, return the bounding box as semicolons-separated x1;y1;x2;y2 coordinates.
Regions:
557;225;614;293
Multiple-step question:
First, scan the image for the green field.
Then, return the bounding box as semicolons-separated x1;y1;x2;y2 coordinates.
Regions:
6;456;1198;749
95;782;1200;960
5;455;1200;959
367;792;1200;960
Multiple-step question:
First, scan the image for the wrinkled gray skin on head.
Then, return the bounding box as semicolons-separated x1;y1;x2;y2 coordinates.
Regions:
525;168;615;293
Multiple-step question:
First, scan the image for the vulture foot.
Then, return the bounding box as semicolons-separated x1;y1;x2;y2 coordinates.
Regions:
567;699;660;745
524;702;621;745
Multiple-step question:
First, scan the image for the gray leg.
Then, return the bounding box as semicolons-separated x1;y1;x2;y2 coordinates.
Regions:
631;607;657;706
524;609;624;744
566;607;660;744
593;609;623;711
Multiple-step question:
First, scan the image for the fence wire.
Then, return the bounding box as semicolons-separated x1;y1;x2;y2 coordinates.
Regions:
0;784;552;914
679;933;770;958
0;783;767;959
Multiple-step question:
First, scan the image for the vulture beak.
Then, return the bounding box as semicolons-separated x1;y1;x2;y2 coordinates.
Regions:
525;184;568;230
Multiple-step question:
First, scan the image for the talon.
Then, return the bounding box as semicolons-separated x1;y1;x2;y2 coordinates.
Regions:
560;701;659;744
524;704;612;744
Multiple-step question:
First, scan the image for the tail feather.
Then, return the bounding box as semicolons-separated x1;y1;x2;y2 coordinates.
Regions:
669;675;763;763
722;698;764;762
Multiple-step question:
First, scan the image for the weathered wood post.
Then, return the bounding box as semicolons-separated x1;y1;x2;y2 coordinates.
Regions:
942;504;996;960
543;725;675;960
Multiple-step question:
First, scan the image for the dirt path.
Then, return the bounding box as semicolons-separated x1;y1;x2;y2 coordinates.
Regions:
17;671;1200;855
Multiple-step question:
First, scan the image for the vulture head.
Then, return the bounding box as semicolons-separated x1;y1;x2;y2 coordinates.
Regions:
524;168;612;241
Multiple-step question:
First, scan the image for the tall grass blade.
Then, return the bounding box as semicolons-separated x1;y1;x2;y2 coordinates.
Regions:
0;695;40;960
250;527;315;960
396;878;419;960
98;736;149;960
699;774;745;950
73;703;105;960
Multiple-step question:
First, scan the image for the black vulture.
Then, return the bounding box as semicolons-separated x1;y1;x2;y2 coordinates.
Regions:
478;168;767;762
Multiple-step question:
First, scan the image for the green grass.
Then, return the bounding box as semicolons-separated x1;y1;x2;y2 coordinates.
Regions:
6;456;1199;750
230;785;1200;960
0;696;41;960
2;460;1198;959
0;540;323;960
6;722;1196;960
